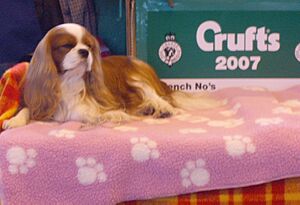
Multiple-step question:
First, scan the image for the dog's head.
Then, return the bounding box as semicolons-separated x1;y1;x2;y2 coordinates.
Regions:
24;23;117;120
50;24;94;74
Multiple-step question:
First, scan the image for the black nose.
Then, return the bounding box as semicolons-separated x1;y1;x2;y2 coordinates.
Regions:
78;49;89;58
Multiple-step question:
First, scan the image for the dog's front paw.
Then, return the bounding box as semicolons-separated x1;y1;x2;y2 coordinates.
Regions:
155;111;172;118
138;106;156;116
2;108;30;130
153;105;181;119
2;117;27;130
138;104;176;118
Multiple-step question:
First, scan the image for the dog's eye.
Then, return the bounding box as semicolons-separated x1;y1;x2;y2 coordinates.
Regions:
61;43;74;49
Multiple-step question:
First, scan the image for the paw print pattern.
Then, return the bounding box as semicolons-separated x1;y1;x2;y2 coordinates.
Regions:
6;146;37;175
142;118;170;125
76;157;107;186
273;106;300;115
272;106;294;114
130;137;160;162
114;126;138;132
188;117;210;124
273;101;300;115
282;99;300;108
174;113;192;121
180;159;210;188
223;135;256;157
220;103;241;117
241;86;267;92
255;117;283;126
207;118;244;128
174;113;209;124
179;128;207;134
49;129;76;139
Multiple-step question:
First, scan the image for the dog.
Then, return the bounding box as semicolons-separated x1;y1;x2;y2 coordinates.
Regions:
3;23;221;129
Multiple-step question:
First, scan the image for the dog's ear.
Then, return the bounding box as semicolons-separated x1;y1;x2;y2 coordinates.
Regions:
24;36;61;120
85;36;120;111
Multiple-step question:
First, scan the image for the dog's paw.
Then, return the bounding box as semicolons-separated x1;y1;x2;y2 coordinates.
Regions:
138;106;156;116
2;117;28;130
153;105;181;119
138;106;173;118
154;110;172;119
138;102;180;119
2;108;30;130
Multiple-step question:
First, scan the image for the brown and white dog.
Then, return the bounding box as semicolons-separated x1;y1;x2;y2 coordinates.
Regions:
3;23;221;129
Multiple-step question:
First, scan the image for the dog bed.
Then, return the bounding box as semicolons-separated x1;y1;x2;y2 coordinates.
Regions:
1;85;300;204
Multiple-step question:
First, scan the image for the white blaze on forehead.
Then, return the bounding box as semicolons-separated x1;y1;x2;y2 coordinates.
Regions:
56;23;85;41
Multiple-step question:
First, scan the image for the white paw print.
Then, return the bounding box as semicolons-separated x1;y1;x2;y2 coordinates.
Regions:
272;100;300;115
220;103;241;117
130;137;160;162
188;117;210;124
143;118;170;125
281;99;300;108
273;106;294;114
114;126;138;132
179;128;207;134
223;135;256;157
255;117;283;126
76;157;107;186
242;86;267;92
6;146;37;174
180;159;210;188
207;118;244;128
174;114;209;124
49;129;76;139
174;113;192;121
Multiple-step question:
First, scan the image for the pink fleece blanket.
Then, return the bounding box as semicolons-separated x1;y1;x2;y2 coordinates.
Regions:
1;85;300;205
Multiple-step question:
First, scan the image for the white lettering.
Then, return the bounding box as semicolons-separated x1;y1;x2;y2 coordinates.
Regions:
196;20;280;52
268;33;280;52
257;27;268;52
196;21;221;52
228;33;245;51
245;27;256;51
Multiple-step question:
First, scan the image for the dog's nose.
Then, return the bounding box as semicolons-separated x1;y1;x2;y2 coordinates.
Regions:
78;49;89;58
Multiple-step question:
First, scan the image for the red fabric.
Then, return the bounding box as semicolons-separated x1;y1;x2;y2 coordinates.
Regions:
0;62;28;130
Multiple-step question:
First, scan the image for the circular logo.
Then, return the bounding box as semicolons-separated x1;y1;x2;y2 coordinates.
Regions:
159;41;182;67
295;43;300;62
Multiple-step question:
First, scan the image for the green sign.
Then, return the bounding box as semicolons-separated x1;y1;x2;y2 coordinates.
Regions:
136;0;300;90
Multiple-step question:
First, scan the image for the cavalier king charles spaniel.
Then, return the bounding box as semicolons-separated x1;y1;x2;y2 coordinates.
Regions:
3;23;221;129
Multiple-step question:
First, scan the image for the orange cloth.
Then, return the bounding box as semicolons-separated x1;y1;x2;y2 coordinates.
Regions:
122;178;300;205
0;62;28;130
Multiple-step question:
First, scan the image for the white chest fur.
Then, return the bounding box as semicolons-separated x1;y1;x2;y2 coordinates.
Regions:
53;66;135;124
53;72;100;123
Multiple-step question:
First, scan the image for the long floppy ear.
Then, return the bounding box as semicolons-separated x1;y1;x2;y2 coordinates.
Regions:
23;36;61;120
85;36;120;111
